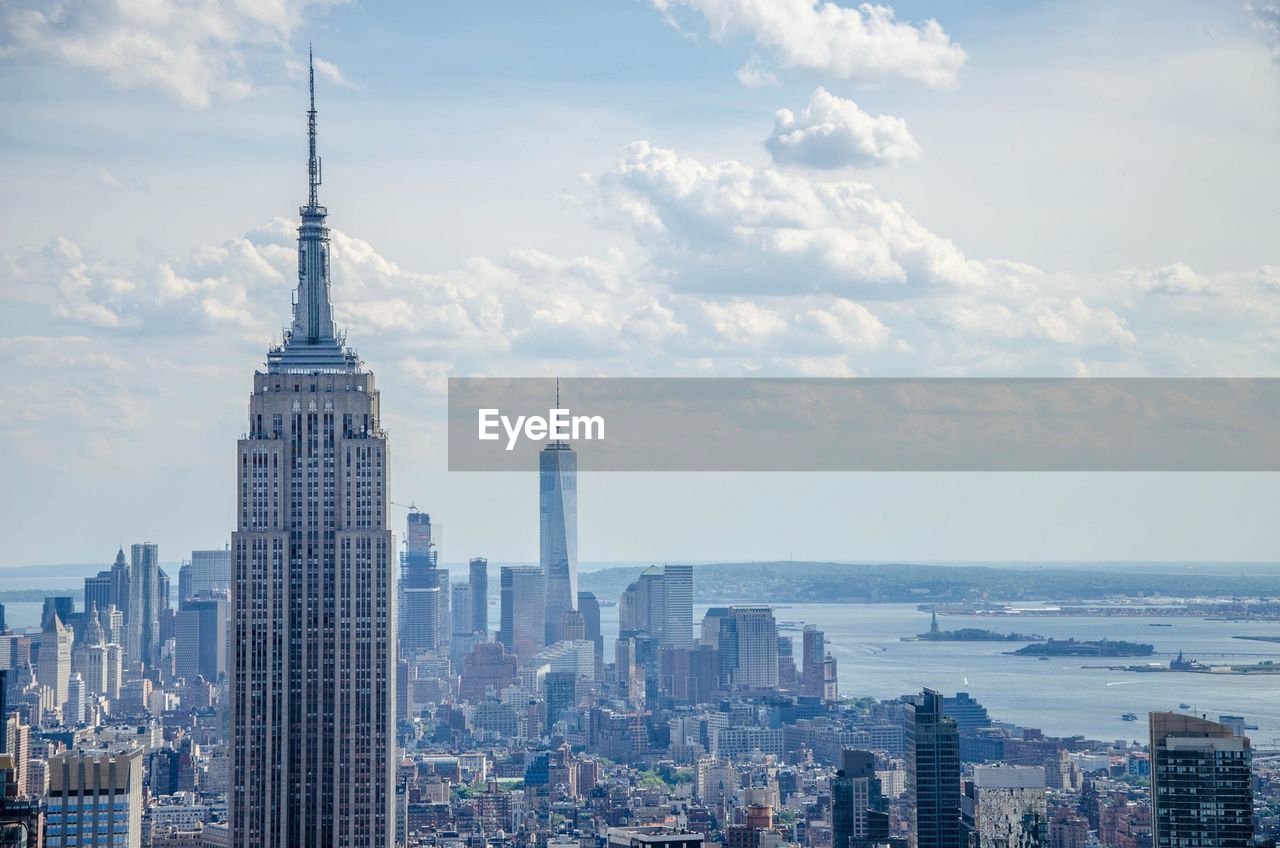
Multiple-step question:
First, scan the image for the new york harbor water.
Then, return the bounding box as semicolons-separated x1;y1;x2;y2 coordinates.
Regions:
595;602;1280;746
8;578;1280;746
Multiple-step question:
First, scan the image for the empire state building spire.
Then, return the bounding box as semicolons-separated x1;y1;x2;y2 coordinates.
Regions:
233;49;395;848
269;47;356;374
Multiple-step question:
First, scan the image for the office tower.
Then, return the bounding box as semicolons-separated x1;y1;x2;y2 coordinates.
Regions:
451;584;472;635
619;565;693;648
109;549;130;617
127;543;160;669
230;58;395;848
701;607;736;688
75;608;107;695
400;511;441;658
458;642;519;703
469;557;489;636
961;766;1046;848
451;584;476;665
578;591;604;680
158;568;171;611
83;572;111;621
37;613;72;717
639;566;664;639
64;674;86;726
540;429;577;645
833;750;890;848
802;625;825;697
177;562;192;608
45;749;143;848
777;636;797;687
1149;712;1252;848
662;564;694;648
189;547;232;597
499;565;546;663
175;594;228;682
908;688;963;848
544;670;578;735
41;598;73;633
723;606;778;690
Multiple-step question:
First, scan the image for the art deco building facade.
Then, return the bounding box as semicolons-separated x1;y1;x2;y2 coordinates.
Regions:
230;57;395;848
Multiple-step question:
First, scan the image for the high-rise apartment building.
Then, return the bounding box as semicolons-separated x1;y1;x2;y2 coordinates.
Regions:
500;565;546;664
541;432;577;644
832;750;890;848
469;557;489;637
45;749;143;848
230;57;395;847
961;766;1046;848
127;543;160;669
909;688;963;848
1149;712;1252;848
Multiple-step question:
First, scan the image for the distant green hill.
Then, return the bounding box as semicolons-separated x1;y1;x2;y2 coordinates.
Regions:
578;561;1280;605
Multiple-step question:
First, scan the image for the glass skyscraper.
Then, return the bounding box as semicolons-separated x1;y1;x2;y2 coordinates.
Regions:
540;436;577;644
909;688;963;848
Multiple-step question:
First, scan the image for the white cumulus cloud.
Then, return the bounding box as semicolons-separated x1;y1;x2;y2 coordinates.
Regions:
652;0;966;88
597;140;982;295
0;0;346;108
766;87;921;168
1249;2;1280;59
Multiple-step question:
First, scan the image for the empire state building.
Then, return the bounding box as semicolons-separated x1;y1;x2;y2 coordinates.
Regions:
231;54;395;848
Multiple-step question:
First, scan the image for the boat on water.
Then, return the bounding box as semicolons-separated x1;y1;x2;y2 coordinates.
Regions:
1122;712;1139;721
1038;656;1051;661
1179;703;1192;709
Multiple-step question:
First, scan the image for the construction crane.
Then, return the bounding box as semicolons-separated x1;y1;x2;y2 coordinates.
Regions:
389;500;420;513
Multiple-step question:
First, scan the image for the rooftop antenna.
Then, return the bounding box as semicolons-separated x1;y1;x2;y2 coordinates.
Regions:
555;376;561;409
307;44;321;208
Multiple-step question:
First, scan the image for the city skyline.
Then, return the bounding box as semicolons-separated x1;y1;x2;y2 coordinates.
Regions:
3;2;1280;566
1;4;1279;848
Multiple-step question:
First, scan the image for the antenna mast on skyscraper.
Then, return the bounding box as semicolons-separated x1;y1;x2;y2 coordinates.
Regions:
307;44;321;208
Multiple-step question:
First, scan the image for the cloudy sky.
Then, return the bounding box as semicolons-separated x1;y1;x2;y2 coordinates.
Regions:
2;0;1278;568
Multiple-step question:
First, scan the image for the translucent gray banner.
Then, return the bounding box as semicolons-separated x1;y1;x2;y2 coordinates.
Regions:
447;378;1280;471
